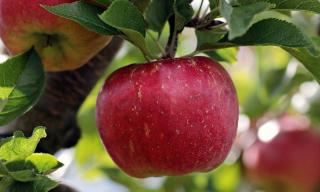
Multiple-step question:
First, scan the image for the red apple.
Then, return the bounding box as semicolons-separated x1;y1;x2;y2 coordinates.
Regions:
243;117;320;192
0;0;112;71
97;56;239;178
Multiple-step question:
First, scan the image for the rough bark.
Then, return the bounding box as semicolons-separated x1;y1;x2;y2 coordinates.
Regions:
1;37;123;154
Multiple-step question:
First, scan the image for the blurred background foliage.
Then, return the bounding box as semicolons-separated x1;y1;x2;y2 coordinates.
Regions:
55;4;320;192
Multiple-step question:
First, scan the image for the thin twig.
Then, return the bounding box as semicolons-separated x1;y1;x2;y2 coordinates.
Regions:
201;5;210;18
164;15;179;58
195;0;204;19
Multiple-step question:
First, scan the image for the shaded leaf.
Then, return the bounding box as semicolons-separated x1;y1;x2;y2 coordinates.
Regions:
8;169;36;182
100;0;153;58
0;49;45;126
146;0;174;33
220;19;315;52
264;0;320;13
196;28;227;50
209;0;220;9
284;37;320;83
44;1;120;36
0;177;13;192
174;0;194;31
9;176;58;192
220;0;274;39
130;0;151;12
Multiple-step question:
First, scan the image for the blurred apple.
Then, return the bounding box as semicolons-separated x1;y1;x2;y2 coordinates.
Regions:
0;0;112;71
243;115;320;192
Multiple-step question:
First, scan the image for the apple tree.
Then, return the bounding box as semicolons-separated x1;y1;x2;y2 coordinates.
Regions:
0;0;320;191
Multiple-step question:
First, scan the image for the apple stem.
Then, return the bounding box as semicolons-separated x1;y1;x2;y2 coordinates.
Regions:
163;15;181;59
45;34;56;47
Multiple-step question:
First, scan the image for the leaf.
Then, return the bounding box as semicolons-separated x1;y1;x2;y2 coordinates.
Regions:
220;0;274;39
0;128;62;192
146;0;192;33
284;37;320;83
0;177;13;192
4;154;62;180
209;0;220;9
206;48;238;63
196;28;227;50
8;169;37;182
43;1;120;36
174;0;194;31
25;153;63;174
218;19;316;52
196;18;320;83
9;176;58;192
237;0;320;12
0;49;45;126
130;0;151;12
100;0;146;36
146;0;174;33
0;161;9;176
264;0;320;13
100;0;153;59
0;127;46;161
91;0;112;6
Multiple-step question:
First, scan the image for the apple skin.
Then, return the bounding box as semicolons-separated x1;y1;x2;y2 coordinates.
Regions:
243;117;320;192
97;56;239;178
0;0;112;71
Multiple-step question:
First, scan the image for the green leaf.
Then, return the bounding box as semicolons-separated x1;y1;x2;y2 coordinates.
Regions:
9;176;58;192
146;0;174;33
0;128;62;192
0;127;46;161
89;0;112;7
237;0;320;12
5;160;36;180
196;28;227;50
174;0;194;31
284;37;320;83
218;19;316;52
0;49;45;126
4;154;62;180
205;48;238;63
0;161;9;176
8;169;36;182
130;0;151;12
220;1;274;39
43;1;120;36
25;153;63;174
0;177;13;192
264;0;320;13
100;0;153;59
100;0;146;36
209;0;220;9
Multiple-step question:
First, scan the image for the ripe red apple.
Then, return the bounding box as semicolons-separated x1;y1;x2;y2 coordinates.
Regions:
243;117;320;192
0;0;112;71
97;56;239;178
